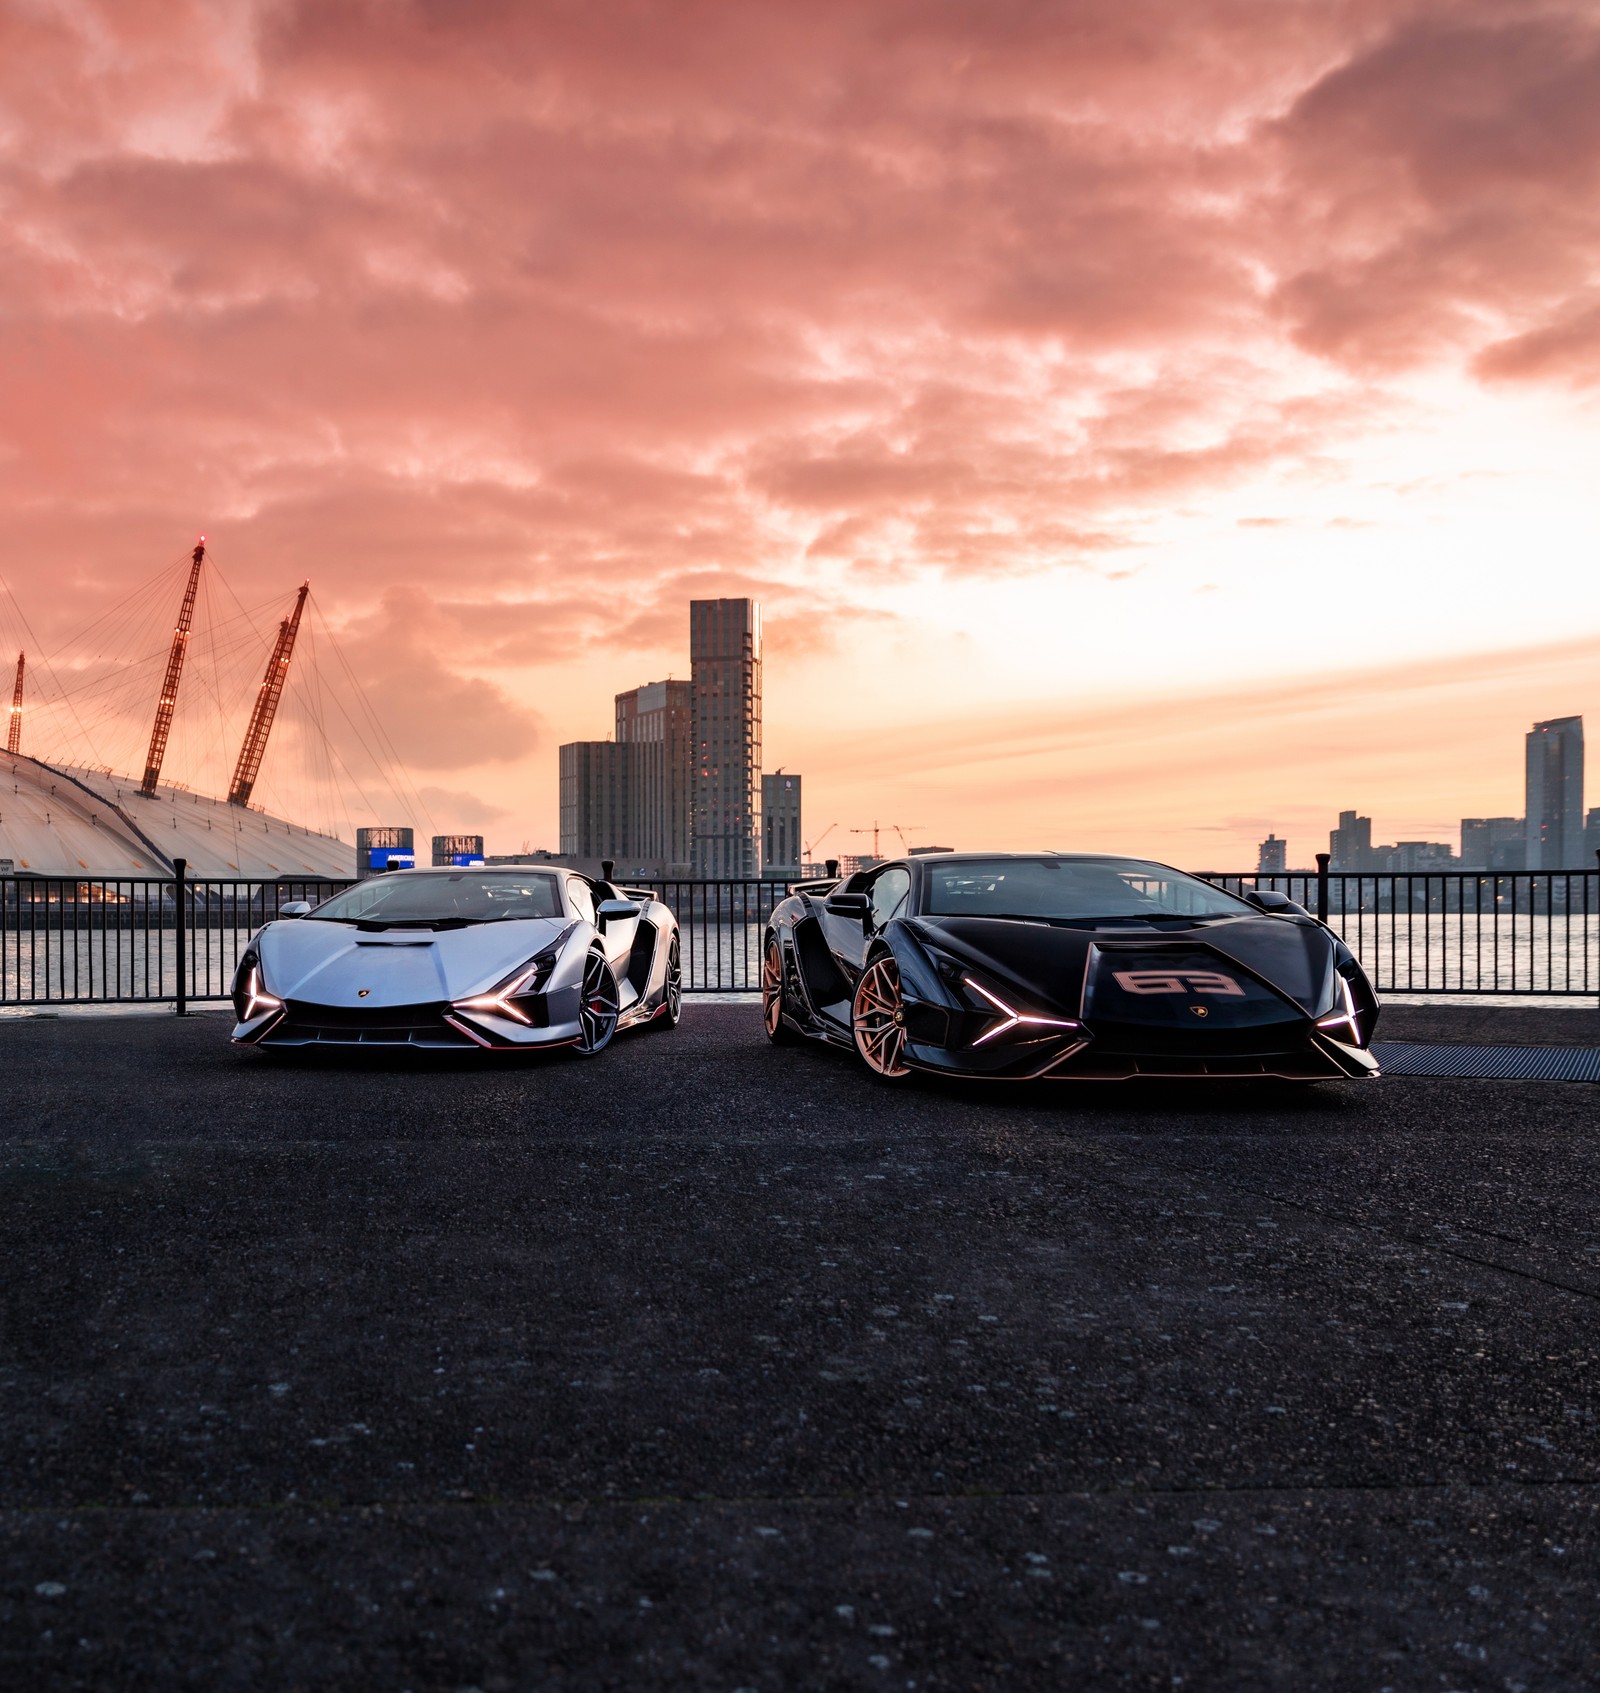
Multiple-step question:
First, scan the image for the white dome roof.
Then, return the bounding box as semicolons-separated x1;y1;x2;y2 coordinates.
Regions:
1;755;353;878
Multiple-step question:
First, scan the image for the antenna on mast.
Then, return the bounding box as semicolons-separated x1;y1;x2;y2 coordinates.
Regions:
6;651;22;757
228;581;309;808
139;539;206;796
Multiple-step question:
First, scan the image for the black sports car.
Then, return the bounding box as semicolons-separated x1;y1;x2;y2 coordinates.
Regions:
762;853;1379;1082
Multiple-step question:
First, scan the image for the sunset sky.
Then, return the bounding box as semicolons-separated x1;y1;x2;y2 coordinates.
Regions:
2;0;1597;865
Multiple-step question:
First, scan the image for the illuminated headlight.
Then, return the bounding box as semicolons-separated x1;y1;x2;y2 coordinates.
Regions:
453;947;562;1026
1316;975;1363;1045
233;954;282;1023
962;976;1082;1046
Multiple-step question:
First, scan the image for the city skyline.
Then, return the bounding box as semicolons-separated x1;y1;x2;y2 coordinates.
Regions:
1;3;1599;867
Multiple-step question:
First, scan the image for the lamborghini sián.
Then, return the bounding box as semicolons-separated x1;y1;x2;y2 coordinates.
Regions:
762;853;1379;1082
231;867;681;1054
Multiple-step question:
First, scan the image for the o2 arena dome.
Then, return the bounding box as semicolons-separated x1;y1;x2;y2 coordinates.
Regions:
0;540;408;881
2;753;352;878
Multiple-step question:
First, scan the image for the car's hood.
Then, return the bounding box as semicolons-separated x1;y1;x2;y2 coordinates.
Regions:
906;913;1336;1017
255;916;569;1006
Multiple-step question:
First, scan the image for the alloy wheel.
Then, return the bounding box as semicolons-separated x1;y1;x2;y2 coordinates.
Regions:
661;934;683;1027
763;935;801;1045
852;954;912;1079
575;951;621;1056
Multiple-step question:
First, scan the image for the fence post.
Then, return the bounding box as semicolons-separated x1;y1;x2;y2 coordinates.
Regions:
173;856;187;1017
1315;853;1330;924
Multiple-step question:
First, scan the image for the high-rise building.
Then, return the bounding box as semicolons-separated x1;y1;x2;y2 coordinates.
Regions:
558;740;635;861
1525;716;1584;869
1586;806;1600;865
1257;833;1287;874
762;771;802;880
691;599;762;877
617;680;693;872
1460;817;1525;871
1329;810;1372;871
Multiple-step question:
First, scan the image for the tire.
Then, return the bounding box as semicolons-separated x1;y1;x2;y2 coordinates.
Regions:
851;952;914;1081
656;932;683;1030
573;951;621;1057
762;933;803;1045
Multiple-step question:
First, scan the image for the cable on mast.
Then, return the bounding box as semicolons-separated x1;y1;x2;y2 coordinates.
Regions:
228;580;309;808
139;539;206;796
6;650;22;756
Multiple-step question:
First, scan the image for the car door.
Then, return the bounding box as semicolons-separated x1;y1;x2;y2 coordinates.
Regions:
821;865;912;982
588;878;640;971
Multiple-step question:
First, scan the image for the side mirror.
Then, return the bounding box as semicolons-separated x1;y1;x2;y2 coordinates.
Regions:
824;892;871;922
596;898;639;929
279;901;312;919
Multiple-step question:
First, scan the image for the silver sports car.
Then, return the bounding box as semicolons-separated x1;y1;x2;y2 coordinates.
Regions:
230;867;681;1054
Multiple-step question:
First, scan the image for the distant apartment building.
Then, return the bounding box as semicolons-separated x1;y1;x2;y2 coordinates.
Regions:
1256;834;1287;874
1328;810;1373;871
1525;716;1584;868
558;740;634;861
691;598;763;877
1460;816;1525;871
761;771;802;880
1380;840;1456;873
617;679;694;872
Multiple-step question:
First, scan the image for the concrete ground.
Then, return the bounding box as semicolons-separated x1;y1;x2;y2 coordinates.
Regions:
1;1004;1596;1691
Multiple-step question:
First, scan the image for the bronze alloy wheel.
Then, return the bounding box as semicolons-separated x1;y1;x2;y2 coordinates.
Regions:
762;934;801;1045
574;951;622;1056
852;954;913;1080
660;934;683;1028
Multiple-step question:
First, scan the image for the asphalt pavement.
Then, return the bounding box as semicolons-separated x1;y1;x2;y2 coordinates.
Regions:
2;1004;1597;1691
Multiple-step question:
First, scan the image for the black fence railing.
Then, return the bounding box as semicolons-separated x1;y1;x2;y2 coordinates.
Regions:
1198;866;1600;997
2;867;1597;1009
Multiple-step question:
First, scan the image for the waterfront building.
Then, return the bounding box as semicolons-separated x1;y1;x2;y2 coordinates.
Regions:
1329;810;1373;871
1257;833;1287;874
1525;716;1585;869
691;599;762;878
558;740;635;861
617;680;694;873
1586;806;1600;865
1460;817;1525;871
762;771;802;879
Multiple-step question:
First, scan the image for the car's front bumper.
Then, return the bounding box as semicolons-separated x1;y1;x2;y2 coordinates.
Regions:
232;986;585;1051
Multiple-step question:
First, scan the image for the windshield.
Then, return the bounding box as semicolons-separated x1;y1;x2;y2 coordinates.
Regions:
922;857;1251;922
308;872;564;926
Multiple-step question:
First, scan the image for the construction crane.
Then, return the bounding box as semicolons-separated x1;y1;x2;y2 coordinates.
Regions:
139;538;206;796
889;823;924;854
228;581;309;808
805;822;837;862
6;650;22;757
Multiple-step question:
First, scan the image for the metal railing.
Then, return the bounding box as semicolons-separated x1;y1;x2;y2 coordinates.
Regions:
1199;860;1600;997
3;866;1597;1009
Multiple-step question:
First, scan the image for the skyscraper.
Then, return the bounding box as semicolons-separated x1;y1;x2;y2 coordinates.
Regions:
762;771;802;880
1329;810;1372;871
691;599;762;877
616;680;694;872
558;740;634;861
1256;833;1286;874
1525;716;1584;869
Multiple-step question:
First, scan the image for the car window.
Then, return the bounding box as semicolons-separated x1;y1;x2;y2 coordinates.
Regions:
922;858;1250;920
309;872;564;923
566;878;595;924
869;867;911;928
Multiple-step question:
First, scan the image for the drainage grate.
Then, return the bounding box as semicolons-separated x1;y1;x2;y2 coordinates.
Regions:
1373;1042;1600;1082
